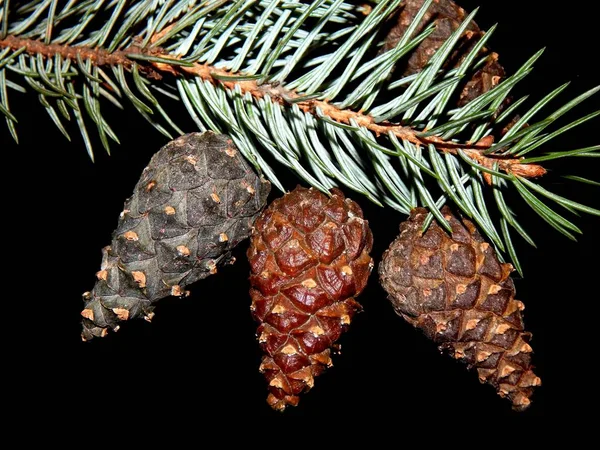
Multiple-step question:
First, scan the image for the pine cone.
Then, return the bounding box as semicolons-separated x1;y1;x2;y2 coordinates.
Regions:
248;186;374;411
383;0;507;109
379;207;541;411
81;132;270;341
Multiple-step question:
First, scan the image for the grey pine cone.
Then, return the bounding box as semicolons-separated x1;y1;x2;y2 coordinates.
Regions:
81;132;271;341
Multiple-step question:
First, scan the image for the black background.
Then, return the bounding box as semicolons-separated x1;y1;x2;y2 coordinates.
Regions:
5;0;599;440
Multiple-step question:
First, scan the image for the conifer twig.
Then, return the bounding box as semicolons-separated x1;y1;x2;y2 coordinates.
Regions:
0;34;546;179
1;0;597;268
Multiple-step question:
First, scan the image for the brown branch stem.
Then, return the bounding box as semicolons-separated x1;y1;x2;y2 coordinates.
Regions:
0;35;546;180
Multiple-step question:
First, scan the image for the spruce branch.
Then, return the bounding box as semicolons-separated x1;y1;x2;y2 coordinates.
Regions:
0;32;548;179
1;0;598;271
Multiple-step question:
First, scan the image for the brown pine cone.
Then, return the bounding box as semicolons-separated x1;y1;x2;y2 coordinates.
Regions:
379;207;541;410
247;186;374;411
382;0;506;108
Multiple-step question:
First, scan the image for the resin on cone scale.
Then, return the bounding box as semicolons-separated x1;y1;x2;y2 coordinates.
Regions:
379;207;540;410
248;186;374;411
81;132;270;340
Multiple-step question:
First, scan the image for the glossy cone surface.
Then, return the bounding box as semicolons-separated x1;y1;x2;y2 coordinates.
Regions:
81;132;270;340
379;207;540;410
248;187;373;411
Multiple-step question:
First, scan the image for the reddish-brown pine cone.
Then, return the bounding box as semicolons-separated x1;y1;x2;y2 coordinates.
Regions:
247;186;374;411
379;207;541;411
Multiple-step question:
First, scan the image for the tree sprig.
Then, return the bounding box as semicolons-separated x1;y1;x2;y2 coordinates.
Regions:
0;0;598;269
